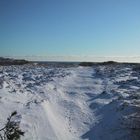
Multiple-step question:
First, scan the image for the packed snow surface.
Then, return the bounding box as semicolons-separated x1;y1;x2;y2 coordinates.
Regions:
0;64;140;140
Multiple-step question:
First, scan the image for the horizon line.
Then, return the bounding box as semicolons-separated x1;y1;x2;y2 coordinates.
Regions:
1;55;140;63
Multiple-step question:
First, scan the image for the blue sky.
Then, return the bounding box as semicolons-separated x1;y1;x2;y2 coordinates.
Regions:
0;0;140;62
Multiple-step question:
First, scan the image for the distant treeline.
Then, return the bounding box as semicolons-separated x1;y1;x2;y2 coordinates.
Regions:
0;57;139;67
0;57;29;66
79;61;140;67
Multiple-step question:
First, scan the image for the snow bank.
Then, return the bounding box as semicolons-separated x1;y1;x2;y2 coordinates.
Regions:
0;64;140;140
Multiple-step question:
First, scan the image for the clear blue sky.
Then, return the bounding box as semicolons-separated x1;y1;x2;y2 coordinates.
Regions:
0;0;140;62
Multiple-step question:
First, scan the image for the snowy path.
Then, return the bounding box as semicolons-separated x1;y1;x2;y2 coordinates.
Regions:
0;65;140;140
40;67;96;140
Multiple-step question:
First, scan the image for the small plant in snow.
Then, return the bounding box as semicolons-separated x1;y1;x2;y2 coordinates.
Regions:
0;111;24;140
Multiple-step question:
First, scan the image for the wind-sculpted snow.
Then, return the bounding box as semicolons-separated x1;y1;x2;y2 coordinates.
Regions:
0;64;140;140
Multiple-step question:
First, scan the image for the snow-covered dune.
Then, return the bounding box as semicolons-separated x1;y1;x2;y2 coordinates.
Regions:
0;64;140;140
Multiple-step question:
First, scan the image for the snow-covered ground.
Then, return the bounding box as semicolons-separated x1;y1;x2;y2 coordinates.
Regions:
0;64;140;140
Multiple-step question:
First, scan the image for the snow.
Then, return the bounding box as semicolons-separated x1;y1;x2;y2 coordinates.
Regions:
0;64;140;140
